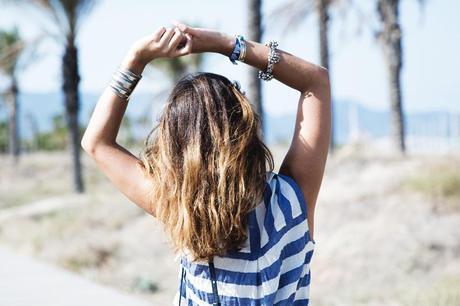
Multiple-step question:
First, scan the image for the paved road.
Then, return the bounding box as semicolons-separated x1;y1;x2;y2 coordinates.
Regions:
0;247;154;306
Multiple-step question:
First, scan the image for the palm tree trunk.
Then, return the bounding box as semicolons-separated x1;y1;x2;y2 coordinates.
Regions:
318;0;335;153
26;113;39;151
248;0;265;137
7;75;20;162
318;0;330;70
378;0;406;154
63;39;84;193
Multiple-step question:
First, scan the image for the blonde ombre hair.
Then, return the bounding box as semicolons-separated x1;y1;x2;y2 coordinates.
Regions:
138;72;274;261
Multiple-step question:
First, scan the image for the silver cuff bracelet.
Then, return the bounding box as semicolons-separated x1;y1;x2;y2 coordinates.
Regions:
109;68;142;101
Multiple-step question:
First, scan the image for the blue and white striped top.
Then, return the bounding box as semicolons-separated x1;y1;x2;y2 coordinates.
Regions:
173;171;316;305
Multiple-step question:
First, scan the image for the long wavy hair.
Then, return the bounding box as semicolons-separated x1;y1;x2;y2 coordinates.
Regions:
138;72;274;261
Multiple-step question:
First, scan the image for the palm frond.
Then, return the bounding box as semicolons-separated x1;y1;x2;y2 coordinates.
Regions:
416;0;427;22
58;0;96;37
342;0;375;38
0;28;24;75
269;0;316;34
2;0;97;42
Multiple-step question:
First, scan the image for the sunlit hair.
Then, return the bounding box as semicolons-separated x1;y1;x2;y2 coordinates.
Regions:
138;72;274;261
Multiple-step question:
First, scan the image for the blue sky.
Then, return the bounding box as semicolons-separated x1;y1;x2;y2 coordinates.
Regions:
0;0;459;116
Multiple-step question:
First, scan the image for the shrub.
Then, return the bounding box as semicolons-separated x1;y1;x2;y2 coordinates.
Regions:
405;163;460;208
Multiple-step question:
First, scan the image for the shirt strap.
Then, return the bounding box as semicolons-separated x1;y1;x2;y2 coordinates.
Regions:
209;259;221;305
178;265;186;305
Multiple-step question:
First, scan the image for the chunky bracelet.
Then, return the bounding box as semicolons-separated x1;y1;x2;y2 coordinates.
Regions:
229;35;247;64
258;41;280;81
109;67;142;101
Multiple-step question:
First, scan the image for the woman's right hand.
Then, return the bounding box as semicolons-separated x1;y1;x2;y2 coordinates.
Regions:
175;22;235;56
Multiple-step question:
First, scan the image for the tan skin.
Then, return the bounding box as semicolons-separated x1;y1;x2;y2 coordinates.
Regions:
81;24;331;241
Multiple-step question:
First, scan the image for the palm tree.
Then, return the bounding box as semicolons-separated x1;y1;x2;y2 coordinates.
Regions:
248;0;265;136
375;0;407;154
272;0;336;152
7;0;96;192
0;27;24;163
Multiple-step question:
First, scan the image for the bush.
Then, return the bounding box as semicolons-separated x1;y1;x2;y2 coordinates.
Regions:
405;162;460;210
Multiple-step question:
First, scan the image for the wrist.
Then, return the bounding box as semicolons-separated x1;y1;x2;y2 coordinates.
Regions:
216;33;235;57
121;49;147;75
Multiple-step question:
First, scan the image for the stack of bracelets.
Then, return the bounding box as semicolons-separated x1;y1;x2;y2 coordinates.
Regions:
228;35;280;81
229;35;247;64
109;34;281;102
109;68;142;101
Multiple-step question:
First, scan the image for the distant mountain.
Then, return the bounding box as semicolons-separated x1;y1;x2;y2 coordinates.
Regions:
2;92;458;146
266;100;390;145
267;100;459;145
6;92;160;140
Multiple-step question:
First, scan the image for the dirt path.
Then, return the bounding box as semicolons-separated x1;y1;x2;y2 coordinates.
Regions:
0;195;84;223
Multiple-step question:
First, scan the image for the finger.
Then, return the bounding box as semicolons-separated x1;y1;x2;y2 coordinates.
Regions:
174;21;195;35
172;19;182;28
150;26;166;41
175;33;193;56
168;28;184;51
159;28;174;46
177;33;188;50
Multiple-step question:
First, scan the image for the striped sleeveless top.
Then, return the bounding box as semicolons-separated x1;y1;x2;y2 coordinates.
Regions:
173;171;316;305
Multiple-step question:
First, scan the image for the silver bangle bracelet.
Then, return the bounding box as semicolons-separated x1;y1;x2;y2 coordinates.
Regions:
238;36;247;62
258;41;280;81
109;67;142;101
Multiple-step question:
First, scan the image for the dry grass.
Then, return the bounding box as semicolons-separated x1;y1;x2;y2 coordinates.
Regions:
404;159;460;211
402;277;460;306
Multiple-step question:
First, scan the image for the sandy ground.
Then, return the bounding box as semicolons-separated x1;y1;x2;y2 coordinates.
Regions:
0;146;459;306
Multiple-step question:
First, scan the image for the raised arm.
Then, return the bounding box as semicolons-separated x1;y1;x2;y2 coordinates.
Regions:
81;27;193;216
178;24;331;239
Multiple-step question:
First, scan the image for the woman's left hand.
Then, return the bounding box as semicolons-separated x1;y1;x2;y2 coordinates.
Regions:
121;26;193;74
